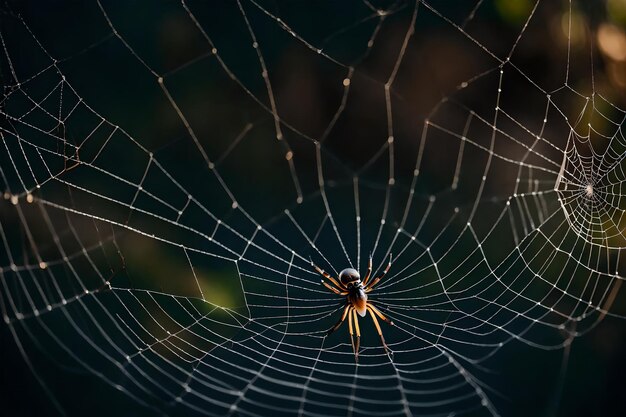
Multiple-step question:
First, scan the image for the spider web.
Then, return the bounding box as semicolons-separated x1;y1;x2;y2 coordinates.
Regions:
1;1;626;416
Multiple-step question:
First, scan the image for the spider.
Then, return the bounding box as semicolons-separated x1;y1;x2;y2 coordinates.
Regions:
312;254;394;362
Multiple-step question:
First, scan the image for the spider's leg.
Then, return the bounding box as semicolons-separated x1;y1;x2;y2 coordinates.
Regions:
367;305;390;353
364;279;379;293
348;307;356;358
362;254;373;286
326;275;346;292
327;304;350;335
365;254;392;291
312;261;346;291
368;303;394;326
352;309;361;362
321;281;348;295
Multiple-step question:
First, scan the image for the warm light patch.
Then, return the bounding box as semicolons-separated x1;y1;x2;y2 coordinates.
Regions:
597;24;626;61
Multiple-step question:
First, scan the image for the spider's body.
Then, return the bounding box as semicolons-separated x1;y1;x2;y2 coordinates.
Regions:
313;256;394;362
339;268;367;316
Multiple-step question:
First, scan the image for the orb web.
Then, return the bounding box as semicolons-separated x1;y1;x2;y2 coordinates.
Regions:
1;1;625;416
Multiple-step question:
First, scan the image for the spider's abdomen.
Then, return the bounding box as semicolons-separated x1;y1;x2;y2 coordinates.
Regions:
350;286;368;317
339;268;361;286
